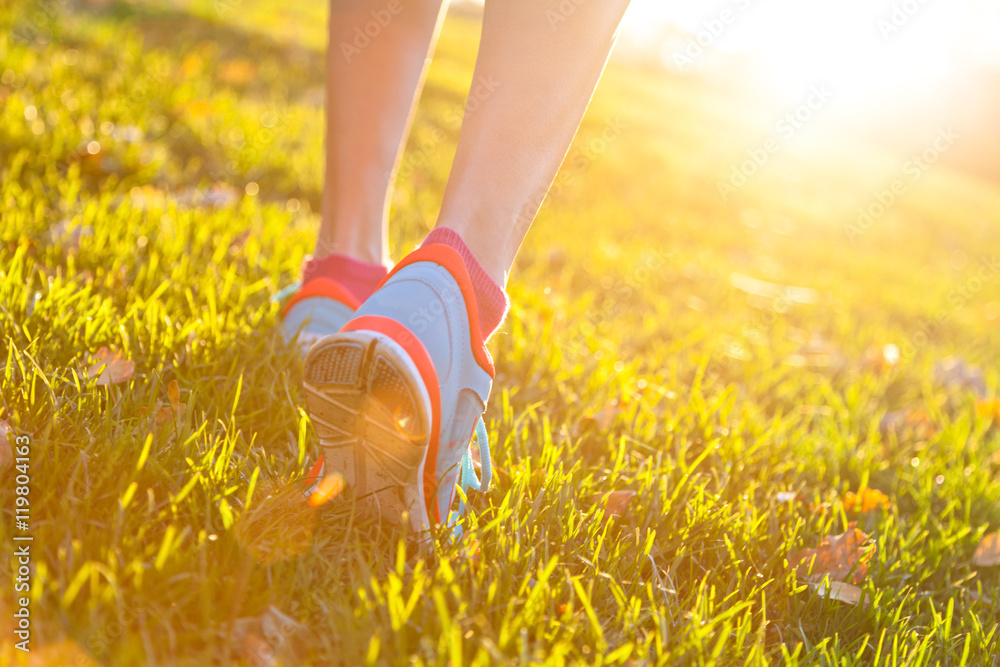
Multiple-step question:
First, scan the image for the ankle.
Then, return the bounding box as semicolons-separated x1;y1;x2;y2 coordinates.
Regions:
421;227;509;341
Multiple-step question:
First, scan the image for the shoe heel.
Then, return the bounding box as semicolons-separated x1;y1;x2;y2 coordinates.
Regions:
303;332;431;529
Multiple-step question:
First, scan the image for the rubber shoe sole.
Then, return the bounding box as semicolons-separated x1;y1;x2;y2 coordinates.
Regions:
302;332;432;531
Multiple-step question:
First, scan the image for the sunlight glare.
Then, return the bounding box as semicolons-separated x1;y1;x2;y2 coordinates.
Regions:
623;0;998;109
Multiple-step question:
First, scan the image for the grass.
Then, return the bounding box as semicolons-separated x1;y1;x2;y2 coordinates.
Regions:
2;0;1000;664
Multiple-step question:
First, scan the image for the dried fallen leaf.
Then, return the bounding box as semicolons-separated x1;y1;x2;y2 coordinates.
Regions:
86;347;134;385
789;523;875;586
0;420;12;473
844;487;890;513
155;379;186;424
972;532;1000;567
811;581;865;606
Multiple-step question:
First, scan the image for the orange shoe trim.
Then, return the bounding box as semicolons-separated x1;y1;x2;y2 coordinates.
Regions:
377;244;495;378
281;278;361;318
340;315;444;525
302;457;325;492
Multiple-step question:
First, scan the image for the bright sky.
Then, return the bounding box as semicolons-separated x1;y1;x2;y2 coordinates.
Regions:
620;0;1000;102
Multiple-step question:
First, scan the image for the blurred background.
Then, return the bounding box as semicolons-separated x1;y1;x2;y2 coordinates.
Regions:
613;0;1000;183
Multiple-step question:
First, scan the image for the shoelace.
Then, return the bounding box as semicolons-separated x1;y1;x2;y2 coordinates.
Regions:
455;417;492;517
271;281;302;303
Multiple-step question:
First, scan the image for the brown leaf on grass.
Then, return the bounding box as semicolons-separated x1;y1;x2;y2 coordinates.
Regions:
167;378;180;410
154;379;186;425
590;490;637;521
138;380;187;436
789;523;875;586
972;532;1000;567
843;487;890;513
86;347;134;385
0;420;12;473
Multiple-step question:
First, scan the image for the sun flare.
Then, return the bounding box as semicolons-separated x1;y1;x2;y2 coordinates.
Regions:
624;0;999;108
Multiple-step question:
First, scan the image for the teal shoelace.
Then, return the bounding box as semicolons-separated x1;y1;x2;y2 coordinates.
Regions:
454;417;492;522
271;281;301;303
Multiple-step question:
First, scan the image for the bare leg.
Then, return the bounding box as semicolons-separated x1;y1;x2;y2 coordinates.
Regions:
318;0;448;264
436;0;631;285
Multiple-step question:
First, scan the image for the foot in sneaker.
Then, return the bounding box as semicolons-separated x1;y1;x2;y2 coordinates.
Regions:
280;254;389;353
302;243;500;531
